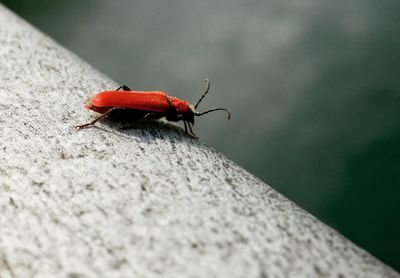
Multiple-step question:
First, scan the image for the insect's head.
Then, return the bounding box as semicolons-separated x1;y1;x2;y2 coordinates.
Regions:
167;79;231;128
191;79;231;121
183;105;196;125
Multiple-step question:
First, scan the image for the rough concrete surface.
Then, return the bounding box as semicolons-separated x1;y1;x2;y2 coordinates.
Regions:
0;4;398;278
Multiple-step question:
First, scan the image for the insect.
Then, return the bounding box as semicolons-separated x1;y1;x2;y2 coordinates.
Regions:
75;79;231;138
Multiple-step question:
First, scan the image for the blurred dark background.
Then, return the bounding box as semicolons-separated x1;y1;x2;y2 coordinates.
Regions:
2;0;399;271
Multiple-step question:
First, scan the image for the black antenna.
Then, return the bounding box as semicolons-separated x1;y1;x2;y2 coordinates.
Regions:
195;108;231;119
194;79;211;109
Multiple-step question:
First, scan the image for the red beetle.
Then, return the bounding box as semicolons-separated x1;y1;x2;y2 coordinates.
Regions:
75;79;231;138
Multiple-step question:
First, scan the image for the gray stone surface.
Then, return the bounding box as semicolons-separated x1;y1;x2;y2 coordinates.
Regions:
0;4;398;278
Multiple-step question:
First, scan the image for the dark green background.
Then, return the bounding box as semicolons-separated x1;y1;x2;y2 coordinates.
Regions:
2;0;399;271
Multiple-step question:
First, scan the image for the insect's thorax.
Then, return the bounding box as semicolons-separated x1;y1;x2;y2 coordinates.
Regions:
168;96;189;113
166;96;195;123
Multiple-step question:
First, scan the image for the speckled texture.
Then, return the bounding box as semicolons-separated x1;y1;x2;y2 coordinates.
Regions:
0;4;398;278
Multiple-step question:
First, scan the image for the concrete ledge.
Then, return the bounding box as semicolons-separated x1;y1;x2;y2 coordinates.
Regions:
0;4;398;277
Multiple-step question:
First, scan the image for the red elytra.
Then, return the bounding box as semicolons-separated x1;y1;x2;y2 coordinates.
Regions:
75;80;231;138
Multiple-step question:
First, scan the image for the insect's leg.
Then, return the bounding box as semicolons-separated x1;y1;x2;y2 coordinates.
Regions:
139;112;151;122
187;123;198;139
183;121;197;138
119;112;152;130
75;107;119;130
116;85;132;91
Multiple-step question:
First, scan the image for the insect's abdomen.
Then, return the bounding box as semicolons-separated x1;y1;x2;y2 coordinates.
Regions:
91;91;170;113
